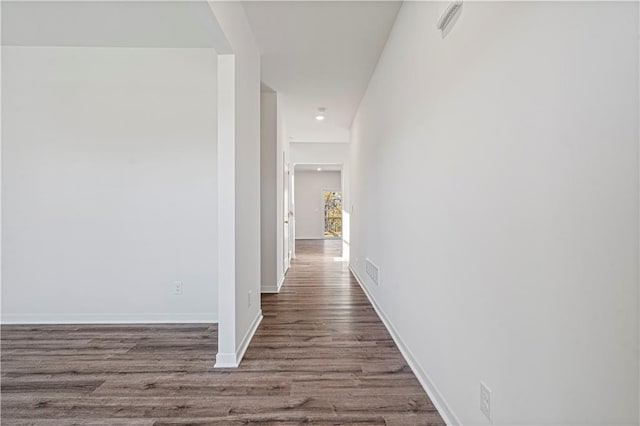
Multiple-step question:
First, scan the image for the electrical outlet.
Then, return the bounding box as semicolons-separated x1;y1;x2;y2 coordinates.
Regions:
480;382;492;422
172;281;183;295
248;290;253;307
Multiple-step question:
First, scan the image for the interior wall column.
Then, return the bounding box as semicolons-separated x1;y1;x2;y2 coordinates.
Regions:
215;54;237;367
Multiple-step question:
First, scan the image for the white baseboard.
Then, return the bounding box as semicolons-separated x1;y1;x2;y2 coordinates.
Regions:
214;351;239;368
1;312;218;325
349;265;461;426
261;273;286;294
236;309;263;364
214;309;263;368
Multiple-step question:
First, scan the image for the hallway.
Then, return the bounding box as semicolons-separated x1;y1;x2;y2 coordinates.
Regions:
1;240;444;425
2;1;638;424
253;239;445;423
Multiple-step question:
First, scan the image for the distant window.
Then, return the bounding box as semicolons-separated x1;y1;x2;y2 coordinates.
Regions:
323;191;342;238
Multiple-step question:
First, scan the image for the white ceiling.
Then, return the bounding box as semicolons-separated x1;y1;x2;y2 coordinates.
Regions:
1;1;229;49
244;1;401;143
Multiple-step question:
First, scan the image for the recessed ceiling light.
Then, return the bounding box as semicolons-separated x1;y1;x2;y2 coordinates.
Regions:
315;115;325;121
317;167;322;171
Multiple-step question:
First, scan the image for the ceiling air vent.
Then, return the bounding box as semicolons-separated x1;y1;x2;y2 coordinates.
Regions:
437;1;463;38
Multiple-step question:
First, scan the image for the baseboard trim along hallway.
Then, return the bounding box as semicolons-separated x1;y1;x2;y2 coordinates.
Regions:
215;309;263;368
0;313;219;325
261;273;286;294
349;265;460;426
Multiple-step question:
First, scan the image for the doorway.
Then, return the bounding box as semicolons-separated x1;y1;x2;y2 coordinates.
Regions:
292;164;344;260
323;190;342;239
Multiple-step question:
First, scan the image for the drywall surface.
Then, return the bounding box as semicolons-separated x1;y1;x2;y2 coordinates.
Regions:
208;1;262;351
291;142;349;166
260;92;278;292
276;95;291;286
2;47;218;323
349;2;639;424
294;171;341;240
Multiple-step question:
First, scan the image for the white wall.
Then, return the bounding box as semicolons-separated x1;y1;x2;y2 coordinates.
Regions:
290;142;350;207
291;142;348;163
276;95;291;283
2;47;218;323
261;91;291;293
260;91;278;292
294;171;341;240
349;2;639;425
207;1;262;365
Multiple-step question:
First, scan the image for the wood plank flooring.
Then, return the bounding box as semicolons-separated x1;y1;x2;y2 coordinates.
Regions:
1;240;445;425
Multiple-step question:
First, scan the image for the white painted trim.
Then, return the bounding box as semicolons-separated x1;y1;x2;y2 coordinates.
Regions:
349;265;461;426
214;352;238;368
262;273;286;294
215;309;263;368
1;313;218;325
236;309;263;364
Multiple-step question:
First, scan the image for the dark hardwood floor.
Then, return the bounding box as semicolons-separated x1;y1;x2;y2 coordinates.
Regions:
1;240;445;425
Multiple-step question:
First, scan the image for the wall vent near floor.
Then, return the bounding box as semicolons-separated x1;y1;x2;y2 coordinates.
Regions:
365;258;380;286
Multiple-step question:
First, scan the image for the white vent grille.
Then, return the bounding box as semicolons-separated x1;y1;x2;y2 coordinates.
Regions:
437;1;463;37
365;258;380;286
